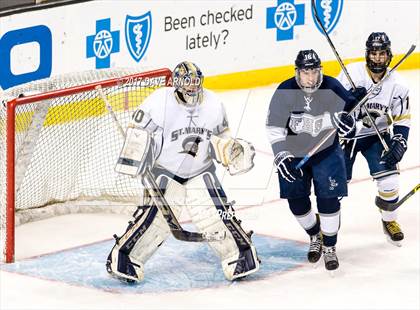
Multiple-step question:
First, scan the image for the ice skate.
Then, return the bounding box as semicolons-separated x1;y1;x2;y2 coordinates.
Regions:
382;220;404;247
308;232;322;265
322;246;339;276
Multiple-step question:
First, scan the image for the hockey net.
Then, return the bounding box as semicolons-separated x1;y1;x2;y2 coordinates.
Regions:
0;68;172;263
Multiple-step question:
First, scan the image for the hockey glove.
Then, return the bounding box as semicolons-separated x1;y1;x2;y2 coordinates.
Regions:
332;111;356;139
352;86;367;101
210;136;256;175
380;134;408;167
274;151;303;183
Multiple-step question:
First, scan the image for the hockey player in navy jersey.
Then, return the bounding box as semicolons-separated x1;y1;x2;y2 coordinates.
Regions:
266;50;365;272
337;33;410;246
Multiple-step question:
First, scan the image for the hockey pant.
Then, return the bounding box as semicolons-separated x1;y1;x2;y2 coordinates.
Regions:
106;172;259;282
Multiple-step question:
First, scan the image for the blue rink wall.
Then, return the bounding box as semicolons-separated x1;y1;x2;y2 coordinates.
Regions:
0;234;307;294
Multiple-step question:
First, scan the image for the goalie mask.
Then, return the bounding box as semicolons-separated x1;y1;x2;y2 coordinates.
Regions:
365;32;393;74
173;61;204;107
295;49;323;94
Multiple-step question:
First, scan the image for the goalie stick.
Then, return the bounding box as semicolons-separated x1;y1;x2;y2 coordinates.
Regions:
311;0;389;153
296;44;416;169
375;183;420;212
96;85;225;242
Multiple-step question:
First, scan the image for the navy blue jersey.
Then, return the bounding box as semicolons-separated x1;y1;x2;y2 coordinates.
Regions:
266;75;357;160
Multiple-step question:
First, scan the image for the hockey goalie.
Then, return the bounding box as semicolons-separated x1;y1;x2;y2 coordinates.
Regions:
106;61;260;283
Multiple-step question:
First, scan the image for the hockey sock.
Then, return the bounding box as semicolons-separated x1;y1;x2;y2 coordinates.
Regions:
288;197;319;236
317;197;340;247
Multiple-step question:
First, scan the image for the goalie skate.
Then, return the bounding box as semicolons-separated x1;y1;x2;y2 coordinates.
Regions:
106;235;144;283
382;220;404;247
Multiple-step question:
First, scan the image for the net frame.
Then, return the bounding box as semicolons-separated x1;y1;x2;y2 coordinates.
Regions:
1;68;172;263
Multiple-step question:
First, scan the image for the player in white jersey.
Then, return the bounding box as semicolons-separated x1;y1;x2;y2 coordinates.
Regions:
337;33;411;246
106;61;259;283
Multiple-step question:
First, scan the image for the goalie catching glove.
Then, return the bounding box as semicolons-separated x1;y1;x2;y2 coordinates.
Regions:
210;135;255;175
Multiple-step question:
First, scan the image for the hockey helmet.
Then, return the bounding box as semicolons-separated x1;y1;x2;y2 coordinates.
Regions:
365;32;393;74
172;61;204;107
295;49;323;94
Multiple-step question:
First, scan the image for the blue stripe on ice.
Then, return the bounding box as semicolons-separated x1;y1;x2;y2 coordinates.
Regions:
1;234;307;293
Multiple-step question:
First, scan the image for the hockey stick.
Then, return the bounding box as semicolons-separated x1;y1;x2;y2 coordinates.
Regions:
375;183;420;211
310;0;389;152
96;85;225;242
296;44;416;169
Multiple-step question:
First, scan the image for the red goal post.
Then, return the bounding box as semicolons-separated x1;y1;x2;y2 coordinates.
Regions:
0;68;172;263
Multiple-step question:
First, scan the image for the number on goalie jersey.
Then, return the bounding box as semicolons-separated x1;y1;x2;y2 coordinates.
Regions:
107;61;259;283
336;32;410;246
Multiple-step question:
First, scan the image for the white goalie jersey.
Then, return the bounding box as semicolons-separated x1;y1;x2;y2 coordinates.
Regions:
130;87;229;178
337;62;410;139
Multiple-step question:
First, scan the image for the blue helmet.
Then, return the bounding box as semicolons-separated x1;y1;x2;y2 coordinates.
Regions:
295;49;321;70
295;50;323;94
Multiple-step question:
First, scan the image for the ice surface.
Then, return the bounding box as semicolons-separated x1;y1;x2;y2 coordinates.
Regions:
1;70;419;310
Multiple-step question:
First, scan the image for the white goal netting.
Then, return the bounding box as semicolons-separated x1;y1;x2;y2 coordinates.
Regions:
0;67;171;262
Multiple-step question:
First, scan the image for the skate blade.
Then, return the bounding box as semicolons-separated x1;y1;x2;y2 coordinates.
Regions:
311;258;322;269
328;270;336;278
108;271;138;284
386;236;402;247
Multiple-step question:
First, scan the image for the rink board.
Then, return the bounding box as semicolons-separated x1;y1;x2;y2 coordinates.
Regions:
0;234;307;294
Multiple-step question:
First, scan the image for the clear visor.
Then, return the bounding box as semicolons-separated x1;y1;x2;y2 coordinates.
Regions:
295;68;323;94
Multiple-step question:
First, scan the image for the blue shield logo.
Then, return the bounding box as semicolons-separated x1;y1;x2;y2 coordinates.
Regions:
125;12;152;62
311;0;343;34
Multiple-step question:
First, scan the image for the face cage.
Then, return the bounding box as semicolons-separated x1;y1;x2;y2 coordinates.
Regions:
173;73;204;107
181;87;203;106
365;49;392;74
295;68;323;94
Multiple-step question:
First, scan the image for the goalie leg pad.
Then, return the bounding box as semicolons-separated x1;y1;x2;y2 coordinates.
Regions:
185;172;259;280
106;175;185;282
